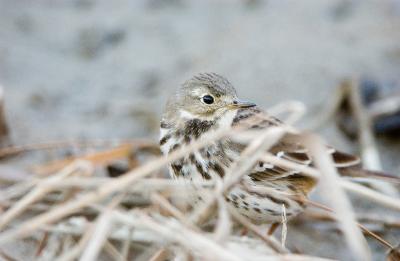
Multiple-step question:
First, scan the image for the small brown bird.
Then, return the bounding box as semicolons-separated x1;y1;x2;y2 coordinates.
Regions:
159;73;388;224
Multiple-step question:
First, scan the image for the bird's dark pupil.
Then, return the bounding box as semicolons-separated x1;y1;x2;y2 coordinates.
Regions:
202;95;214;104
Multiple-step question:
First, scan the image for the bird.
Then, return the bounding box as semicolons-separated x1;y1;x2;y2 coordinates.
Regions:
159;72;394;225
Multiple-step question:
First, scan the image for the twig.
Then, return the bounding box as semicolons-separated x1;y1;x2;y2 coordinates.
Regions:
121;228;133;260
213;194;232;244
281;204;287;249
151;193;197;231
35;232;49;257
357;223;393;249
56;223;94;261
340;180;400;211
80;195;124;261
104;241;125;261
357;214;400;228
0;179;39;203
348;79;398;197
32;144;133;176
79;212;112;261
148;248;169;261
304;133;371;261
42;220;159;245
112;210;244;261
228;205;288;254
0;139;156;158
0;161;93;230
28;177;214;191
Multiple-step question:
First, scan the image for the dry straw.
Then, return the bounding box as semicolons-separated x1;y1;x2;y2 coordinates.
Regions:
0;100;398;260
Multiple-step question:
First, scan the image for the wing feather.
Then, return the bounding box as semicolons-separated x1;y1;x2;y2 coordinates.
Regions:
229;107;400;192
232;108;362;193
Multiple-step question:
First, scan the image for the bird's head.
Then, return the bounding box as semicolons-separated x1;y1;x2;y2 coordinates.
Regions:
163;73;256;122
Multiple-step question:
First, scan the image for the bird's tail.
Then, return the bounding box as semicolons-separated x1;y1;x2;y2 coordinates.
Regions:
339;166;400;184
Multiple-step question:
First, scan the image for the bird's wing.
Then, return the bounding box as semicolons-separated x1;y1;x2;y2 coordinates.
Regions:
232;107;362;194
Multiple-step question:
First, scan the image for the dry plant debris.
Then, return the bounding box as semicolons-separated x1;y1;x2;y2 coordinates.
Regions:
0;102;398;261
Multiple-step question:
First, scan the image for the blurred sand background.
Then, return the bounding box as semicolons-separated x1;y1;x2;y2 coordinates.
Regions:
0;0;400;260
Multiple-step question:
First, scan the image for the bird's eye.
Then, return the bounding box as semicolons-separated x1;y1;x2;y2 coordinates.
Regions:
202;95;214;105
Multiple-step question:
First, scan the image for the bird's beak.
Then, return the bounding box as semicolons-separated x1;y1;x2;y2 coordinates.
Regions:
230;100;257;109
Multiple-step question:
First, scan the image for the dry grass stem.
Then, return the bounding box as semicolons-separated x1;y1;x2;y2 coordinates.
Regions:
121;228;133;260
151;193;197;230
340;180;400;211
348;79;398;197
112;210;243;261
104;241;125;261
0;139;156;159
0;179;39;202
56;223;94;261
228;205;288;254
281;204;287;249
0;161;93;230
80;195;123;261
303;210;400;229
32;144;133;175
304;133;371;261
213;196;232;244
148;248;169;261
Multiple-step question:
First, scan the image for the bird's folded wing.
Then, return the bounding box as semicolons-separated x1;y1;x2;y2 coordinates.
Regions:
253;133;400;186
234;108;399;185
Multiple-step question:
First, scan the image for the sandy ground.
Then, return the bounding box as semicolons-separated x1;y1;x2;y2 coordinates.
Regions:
0;0;399;260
